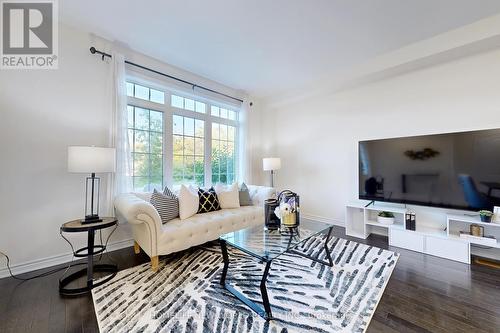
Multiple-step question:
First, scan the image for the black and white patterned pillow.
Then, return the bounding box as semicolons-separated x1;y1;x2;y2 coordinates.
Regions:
150;189;179;224
163;186;176;197
197;187;221;213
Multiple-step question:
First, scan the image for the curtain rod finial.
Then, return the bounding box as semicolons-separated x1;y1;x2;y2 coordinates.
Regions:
90;46;96;54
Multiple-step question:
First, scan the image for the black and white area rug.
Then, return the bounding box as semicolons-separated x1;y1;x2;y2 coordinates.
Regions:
92;236;398;333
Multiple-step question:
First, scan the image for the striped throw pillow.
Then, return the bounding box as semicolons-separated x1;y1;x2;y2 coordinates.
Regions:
150;189;179;224
163;186;176;197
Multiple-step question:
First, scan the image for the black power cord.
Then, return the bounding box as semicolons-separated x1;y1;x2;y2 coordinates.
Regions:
0;251;85;281
0;224;118;281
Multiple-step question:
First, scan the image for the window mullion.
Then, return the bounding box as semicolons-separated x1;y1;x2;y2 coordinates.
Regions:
132;108;136;190
235;125;239;183
147;110;152;191
164;94;173;188
205;110;212;187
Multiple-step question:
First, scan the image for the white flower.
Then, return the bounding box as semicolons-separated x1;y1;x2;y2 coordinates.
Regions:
280;203;291;214
274;206;282;219
274;203;292;220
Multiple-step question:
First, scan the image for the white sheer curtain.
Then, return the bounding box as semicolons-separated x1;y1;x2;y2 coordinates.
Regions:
238;98;252;184
105;52;132;215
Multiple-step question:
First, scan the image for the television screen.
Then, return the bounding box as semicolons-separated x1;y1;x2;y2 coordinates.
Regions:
359;129;500;211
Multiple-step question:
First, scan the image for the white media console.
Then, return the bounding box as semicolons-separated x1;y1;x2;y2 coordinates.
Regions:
346;203;500;264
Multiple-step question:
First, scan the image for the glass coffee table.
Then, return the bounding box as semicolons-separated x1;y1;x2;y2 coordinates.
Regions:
219;219;334;320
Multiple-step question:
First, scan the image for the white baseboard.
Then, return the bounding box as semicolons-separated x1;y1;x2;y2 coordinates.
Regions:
302;214;345;227
0;238;134;279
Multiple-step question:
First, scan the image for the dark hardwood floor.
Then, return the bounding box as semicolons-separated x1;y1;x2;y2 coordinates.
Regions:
1;226;499;333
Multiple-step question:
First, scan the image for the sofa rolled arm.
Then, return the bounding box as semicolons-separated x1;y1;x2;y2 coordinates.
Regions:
247;185;276;206
114;193;161;247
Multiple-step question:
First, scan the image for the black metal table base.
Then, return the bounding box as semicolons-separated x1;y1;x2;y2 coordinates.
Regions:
220;239;273;320
59;264;117;296
219;226;334;320
59;228;117;296
289;226;334;267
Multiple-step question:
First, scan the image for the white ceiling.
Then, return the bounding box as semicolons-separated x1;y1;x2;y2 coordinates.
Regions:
61;0;500;98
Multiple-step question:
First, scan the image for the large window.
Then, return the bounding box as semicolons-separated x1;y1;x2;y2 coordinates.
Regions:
212;123;236;184
126;81;239;191
211;105;236;120
127;105;164;191
171;94;206;113
173;115;205;186
127;82;165;104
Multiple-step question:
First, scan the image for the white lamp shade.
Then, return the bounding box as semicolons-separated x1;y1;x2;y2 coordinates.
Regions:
263;157;281;171
68;146;116;173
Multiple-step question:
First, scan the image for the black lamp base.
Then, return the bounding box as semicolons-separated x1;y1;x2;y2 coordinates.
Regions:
81;215;103;224
83;173;102;224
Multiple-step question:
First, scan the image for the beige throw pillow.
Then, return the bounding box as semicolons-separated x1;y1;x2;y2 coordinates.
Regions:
215;183;240;209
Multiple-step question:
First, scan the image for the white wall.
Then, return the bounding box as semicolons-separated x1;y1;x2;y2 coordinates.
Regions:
0;24;246;277
256;47;500;226
0;25;122;277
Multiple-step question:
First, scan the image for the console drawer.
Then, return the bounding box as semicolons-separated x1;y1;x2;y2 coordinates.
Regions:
389;228;424;252
425;236;469;263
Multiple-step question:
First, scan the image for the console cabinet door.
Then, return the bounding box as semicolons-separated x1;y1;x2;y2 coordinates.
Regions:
425;236;470;264
389;228;424;252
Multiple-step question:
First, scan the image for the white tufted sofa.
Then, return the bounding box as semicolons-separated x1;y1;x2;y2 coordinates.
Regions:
114;185;275;271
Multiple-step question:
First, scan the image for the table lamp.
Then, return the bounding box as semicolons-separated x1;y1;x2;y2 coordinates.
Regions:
68;146;116;224
263;157;281;187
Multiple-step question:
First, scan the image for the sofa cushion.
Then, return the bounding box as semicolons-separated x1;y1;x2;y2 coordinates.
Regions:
150;189;179;224
197;187;221;213
158;206;264;255
215;183;240;209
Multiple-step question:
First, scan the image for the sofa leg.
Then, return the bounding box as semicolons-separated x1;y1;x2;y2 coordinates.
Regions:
151;256;159;272
133;241;140;254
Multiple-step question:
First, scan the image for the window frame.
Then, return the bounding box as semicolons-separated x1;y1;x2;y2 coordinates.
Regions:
127;105;165;191
211;121;238;185
126;79;239;190
172;114;206;186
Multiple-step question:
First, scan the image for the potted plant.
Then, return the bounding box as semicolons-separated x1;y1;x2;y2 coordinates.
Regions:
479;210;493;223
377;211;395;225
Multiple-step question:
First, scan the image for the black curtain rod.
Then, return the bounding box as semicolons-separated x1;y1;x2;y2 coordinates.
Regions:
89;47;244;103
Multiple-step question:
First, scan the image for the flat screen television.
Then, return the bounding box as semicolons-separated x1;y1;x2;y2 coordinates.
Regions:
359;128;500;211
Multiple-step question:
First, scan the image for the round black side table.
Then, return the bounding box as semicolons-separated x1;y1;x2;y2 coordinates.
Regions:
59;217;118;296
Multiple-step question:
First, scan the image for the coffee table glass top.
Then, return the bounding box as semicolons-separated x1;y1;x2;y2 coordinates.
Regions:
220;218;332;260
